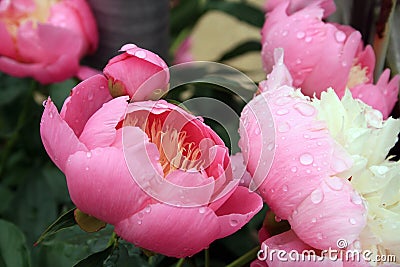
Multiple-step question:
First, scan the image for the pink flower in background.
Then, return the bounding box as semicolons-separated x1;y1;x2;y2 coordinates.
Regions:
261;0;399;118
103;44;170;100
0;0;98;84
239;49;367;252
40;58;262;257
241;49;400;265
173;37;194;65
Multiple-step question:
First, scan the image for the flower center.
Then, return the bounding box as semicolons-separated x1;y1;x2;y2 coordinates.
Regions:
1;0;58;37
346;63;370;89
127;116;204;176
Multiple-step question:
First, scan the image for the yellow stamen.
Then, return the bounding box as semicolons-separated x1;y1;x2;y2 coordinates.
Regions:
347;63;370;89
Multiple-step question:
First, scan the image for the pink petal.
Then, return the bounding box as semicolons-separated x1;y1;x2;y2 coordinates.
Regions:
0;22;17;58
40;98;87;172
264;0;336;18
259;230;344;267
103;44;169;100
60;0;98;53
79;96;128;149
76;65;102;81
289;177;367;250
60;74;112;137
230;153;252;187
65;146;151;225
115;203;220;258
214;186;263;239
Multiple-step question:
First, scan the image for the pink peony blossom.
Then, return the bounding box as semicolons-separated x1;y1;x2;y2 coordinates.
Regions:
0;0;98;84
239;49;367;252
243;49;400;265
40;74;262;257
173;37;194;65
103;44;169;100
261;0;399;118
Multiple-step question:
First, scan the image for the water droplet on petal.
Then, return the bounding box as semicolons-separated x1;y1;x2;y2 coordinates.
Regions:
294;102;315;116
310;189;323;204
282;30;288;36
275;215;282;222
85;166;89;171
349;218;357;225
49;112;54;118
87;92;94;101
296;31;305;39
199;207;206;214
278;122;290;133
282;185;288;192
230;219;239;227
137;220;142;225
303;134;310;139
100;85;105;90
351;193;363;205
305;36;312;43
291;166;297;173
296;58;302;64
144;205;151;213
342;61;348;67
311;218;317;223
254;127;261;135
275;96;291;106
267;142;275;151
86;151;92;158
137;212;144;219
300;153;313;165
317;233;323;239
326;177;344;191
135;50;146;59
276;108;289;115
335;31;346;42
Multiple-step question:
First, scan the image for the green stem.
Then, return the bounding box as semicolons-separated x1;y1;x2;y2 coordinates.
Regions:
176;258;185;267
0;80;37;179
373;0;397;81
107;232;119;247
205;248;210;267
226;246;260;267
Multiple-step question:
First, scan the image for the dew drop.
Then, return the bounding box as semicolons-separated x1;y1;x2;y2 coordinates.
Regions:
335;31;346;42
311;218;317;223
299;153;313;165
85;166;89;171
349;218;357;225
49;112;54;118
137;212;144;219
144;205;151;213
293;102;315;116
310;189;323;204
342;61;348;67
276;108;289;115
291;166;297;173
351;193;363;205
303;134;310;139
86;151;92;158
296;58;302;64
199;207;206;214
135;50;146;59
267;142;275;151
282;30;288;36
317;233;323;240
282;185;288;192
275;96;291;106
87;91;94;101
137;220;142;225
230;219;239;227
296;31;305;39
100;85;105;90
326;177;344;191
274;215;282;222
254;127;261;135
305;36;312;43
278;122;290;133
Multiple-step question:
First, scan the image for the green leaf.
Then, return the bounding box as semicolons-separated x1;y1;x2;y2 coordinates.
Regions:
206;1;264;28
73;245;114;267
0;219;31;267
0;185;13;214
218;40;262;62
48;78;77;110
74;209;107;233
35;208;76;246
170;0;206;39
0;73;31;106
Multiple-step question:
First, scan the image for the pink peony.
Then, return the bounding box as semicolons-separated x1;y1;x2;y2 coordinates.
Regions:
40;73;262;257
0;0;98;84
239;49;367;252
103;44;169;100
261;0;399;118
173;37;194;65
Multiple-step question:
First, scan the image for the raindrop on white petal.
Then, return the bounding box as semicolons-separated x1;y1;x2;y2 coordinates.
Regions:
310;189;323;204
